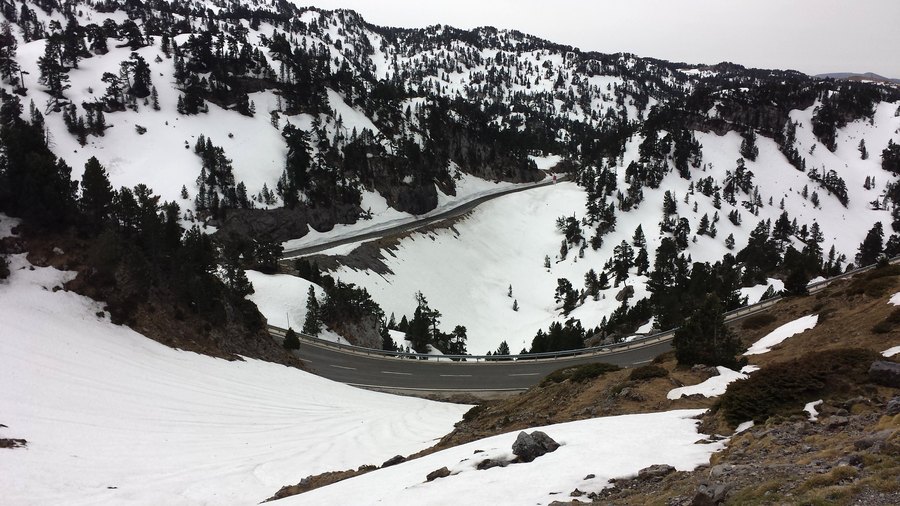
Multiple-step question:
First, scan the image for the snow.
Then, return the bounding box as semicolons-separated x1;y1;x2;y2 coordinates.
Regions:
273;409;723;506
244;270;349;344
734;421;754;434
666;366;758;400
890;292;900;306
804;400;824;421
0;213;21;238
0;255;469;505
635;317;656;334
282;174;549;255
882;346;900;358
739;278;785;304
743;314;818;355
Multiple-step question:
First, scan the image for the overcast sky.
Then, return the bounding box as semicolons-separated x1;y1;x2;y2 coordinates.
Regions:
295;0;900;77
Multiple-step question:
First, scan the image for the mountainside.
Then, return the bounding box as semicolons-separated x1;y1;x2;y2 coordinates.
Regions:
0;0;899;354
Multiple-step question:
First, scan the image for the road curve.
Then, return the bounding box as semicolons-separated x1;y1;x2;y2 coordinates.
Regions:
275;328;672;397
281;175;568;258
270;255;900;397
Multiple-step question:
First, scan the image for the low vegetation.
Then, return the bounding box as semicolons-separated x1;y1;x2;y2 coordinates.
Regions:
716;348;882;426
540;363;621;386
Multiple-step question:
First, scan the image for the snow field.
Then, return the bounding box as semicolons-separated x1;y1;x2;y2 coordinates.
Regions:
0;254;469;505
320;106;897;354
273;409;723;506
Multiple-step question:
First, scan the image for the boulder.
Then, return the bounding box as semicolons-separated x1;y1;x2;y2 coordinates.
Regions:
691;481;730;506
425;467;450;482
380;455;405;468
512;430;560;462
886;396;900;416
637;464;676;480
869;361;900;388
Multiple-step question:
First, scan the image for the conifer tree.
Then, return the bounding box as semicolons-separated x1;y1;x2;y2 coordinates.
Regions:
302;286;322;336
673;294;743;368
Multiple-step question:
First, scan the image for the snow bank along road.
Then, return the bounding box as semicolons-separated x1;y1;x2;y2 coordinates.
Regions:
280;174;568;258
268;256;899;397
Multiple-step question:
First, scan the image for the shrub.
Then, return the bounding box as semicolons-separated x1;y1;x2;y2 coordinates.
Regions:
541;362;620;386
0;254;9;280
717;348;881;426
283;328;300;350
740;313;777;330
628;364;668;381
872;308;900;334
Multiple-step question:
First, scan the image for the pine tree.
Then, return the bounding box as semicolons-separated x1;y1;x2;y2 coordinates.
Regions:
856;222;884;266
302;286;322;336
673;294;743;368
80;157;114;231
858;139;868;160
725;233;735;250
512;299;519;311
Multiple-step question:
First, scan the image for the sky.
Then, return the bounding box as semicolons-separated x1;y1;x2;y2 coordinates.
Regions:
294;0;900;78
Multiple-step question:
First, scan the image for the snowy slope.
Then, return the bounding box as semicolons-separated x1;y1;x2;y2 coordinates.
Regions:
273;409;722;506
325;107;898;353
0;251;469;505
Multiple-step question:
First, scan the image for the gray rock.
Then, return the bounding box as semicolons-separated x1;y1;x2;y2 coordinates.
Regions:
869;361;900;388
854;430;894;451
583;474;595;480
691;481;731;506
425;467;450;482
476;458;508;470
638;464;676;480
381;455;405;468
826;416;849;429
887;397;900;416
512;430;560;462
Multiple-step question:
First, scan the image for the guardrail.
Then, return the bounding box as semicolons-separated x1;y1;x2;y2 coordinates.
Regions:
268;255;900;364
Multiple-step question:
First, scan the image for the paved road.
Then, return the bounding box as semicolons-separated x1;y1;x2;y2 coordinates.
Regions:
275;329;672;396
281;175;567;258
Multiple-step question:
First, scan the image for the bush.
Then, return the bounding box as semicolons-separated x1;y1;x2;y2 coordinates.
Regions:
740;313;777;330
872;308;900;334
717;348;881;426
541;362;620;386
628;364;668;381
283;328;300;350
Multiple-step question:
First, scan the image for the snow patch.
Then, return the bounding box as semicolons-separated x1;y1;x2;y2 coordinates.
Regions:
804;400;824;421
744;314;818;355
882;346;900;358
666;366;754;400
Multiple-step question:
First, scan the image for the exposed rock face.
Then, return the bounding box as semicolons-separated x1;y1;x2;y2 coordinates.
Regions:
869;361;900;388
512;430;560;463
326;313;382;349
214;204;362;243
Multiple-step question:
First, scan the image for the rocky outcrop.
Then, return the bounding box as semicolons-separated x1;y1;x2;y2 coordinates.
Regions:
214;203;362;244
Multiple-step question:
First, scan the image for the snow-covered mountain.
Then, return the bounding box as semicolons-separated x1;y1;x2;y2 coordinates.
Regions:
1;0;899;355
